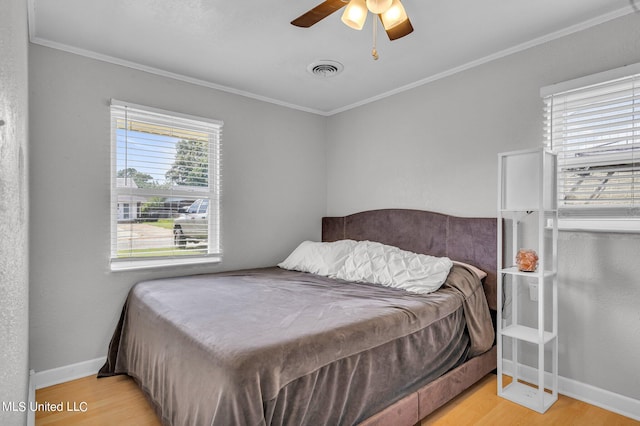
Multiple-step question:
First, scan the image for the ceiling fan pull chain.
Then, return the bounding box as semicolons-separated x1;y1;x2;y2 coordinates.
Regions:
372;17;379;60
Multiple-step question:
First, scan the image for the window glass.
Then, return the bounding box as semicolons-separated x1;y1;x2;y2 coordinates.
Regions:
198;199;209;214
543;68;640;219
187;200;201;214
110;100;223;269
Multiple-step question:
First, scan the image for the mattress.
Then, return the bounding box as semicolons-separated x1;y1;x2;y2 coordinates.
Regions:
99;265;494;425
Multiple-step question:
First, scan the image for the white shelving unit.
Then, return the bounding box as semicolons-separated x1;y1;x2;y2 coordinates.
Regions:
497;148;558;413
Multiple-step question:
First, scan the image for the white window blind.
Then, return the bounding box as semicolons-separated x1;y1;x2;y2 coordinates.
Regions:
543;66;640;218
110;100;222;268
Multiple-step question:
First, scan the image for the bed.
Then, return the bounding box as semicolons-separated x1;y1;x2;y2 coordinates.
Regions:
99;209;498;425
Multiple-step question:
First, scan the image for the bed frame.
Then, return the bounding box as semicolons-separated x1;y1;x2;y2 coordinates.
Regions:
322;209;498;426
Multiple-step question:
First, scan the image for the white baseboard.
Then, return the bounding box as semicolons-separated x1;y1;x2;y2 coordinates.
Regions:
27;358;105;425
502;360;640;421
29;357;639;422
27;370;35;426
32;357;106;390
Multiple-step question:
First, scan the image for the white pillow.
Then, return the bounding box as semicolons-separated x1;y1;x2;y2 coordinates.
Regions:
278;240;357;276
335;241;452;294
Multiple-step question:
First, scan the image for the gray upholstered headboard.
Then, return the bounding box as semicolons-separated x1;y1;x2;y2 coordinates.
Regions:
322;209;498;311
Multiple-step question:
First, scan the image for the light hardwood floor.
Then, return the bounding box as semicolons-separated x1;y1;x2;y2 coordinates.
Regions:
421;375;638;426
35;373;638;425
35;374;160;426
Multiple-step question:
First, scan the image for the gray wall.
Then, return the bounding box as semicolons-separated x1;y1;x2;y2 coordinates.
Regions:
0;0;30;424
28;45;327;372
326;13;640;400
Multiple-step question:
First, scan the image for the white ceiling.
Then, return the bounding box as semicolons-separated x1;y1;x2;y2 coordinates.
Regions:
29;0;634;115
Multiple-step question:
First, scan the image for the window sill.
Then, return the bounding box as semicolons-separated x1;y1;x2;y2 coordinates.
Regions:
557;218;640;234
110;255;222;271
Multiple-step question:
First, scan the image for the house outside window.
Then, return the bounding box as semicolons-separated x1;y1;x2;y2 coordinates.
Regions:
116;178;146;221
110;100;223;270
542;63;640;232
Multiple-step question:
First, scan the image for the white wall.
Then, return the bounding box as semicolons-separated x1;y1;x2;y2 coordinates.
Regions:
28;45;327;372
327;13;640;401
0;0;30;424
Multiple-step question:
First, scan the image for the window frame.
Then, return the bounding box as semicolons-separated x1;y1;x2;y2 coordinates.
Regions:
109;99;223;271
541;62;640;233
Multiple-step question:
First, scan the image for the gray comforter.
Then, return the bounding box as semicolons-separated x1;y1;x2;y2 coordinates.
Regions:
99;265;494;425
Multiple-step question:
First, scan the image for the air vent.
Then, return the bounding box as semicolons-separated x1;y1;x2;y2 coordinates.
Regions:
307;60;344;78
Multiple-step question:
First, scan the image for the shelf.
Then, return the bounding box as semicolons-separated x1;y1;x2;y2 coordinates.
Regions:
497;148;558;412
500;209;558;213
500;267;556;278
501;324;556;344
499;381;557;414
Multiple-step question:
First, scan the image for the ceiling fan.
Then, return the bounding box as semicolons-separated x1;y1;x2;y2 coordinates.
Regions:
291;0;414;41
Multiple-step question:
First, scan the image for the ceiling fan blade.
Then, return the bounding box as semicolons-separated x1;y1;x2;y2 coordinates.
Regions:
291;0;348;28
379;14;414;40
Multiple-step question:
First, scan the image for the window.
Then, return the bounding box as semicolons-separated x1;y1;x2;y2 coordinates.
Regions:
542;63;640;231
110;100;223;270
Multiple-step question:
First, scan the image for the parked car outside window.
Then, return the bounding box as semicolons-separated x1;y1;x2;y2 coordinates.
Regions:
174;199;208;247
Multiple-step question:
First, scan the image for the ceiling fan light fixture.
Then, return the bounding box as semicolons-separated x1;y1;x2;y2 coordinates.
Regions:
365;0;392;14
341;0;368;30
381;0;408;30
